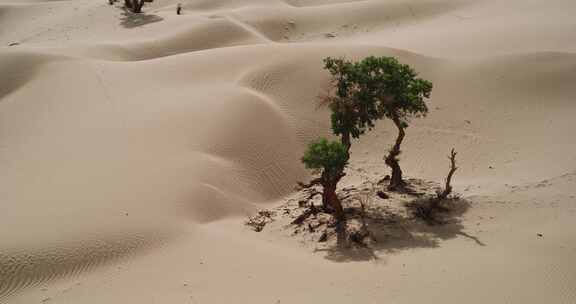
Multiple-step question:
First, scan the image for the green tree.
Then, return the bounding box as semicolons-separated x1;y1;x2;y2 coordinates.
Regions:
302;138;349;220
370;57;432;190
323;56;432;190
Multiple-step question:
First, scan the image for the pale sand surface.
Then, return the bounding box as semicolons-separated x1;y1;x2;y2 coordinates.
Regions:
1;0;576;303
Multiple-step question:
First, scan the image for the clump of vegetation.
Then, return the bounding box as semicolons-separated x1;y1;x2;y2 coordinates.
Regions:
246;55;472;255
301;138;349;221
322;56;432;191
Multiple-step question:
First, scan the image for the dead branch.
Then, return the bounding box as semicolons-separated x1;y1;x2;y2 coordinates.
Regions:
295;172;344;190
296;177;322;190
437;148;458;200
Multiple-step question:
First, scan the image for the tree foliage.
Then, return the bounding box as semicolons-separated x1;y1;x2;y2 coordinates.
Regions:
323;57;378;150
302;138;348;177
324;56;431;132
302;138;348;220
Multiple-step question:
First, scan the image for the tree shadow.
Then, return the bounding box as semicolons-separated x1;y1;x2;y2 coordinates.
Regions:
119;7;163;29
317;196;484;263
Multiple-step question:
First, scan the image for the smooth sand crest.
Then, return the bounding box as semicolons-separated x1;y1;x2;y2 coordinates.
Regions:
1;0;575;303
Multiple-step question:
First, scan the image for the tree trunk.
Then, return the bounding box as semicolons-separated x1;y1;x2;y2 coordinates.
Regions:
341;131;351;153
385;112;405;190
321;186;331;212
322;181;344;220
132;0;144;13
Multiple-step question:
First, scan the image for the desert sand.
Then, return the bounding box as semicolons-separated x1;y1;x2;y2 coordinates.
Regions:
1;0;576;303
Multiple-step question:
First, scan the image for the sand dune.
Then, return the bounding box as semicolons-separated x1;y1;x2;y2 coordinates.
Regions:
1;0;575;303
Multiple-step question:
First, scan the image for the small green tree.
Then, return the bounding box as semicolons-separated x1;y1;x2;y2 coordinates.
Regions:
369;57;432;190
322;56;432;190
302;138;349;220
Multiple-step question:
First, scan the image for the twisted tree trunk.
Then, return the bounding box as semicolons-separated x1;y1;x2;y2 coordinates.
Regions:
321;172;345;221
385;112;406;190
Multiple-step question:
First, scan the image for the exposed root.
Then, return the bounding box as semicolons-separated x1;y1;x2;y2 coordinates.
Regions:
406;196;467;225
291;204;319;225
245;174;473;261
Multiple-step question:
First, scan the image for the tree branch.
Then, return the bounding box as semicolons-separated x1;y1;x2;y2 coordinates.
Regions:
296;177;322;190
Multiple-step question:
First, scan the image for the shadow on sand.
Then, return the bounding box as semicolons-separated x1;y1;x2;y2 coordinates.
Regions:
119;7;163;29
315;197;485;263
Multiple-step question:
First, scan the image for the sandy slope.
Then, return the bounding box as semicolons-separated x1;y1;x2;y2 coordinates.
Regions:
1;0;575;303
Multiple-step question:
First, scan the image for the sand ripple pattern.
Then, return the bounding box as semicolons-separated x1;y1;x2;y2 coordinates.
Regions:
0;231;169;301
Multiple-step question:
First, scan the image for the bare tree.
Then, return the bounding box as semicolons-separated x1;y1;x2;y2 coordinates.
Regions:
436;148;458;201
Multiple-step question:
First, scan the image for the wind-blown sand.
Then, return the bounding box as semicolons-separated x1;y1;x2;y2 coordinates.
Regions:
1;0;575;303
